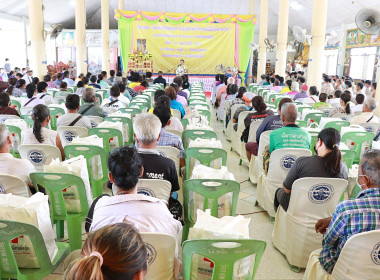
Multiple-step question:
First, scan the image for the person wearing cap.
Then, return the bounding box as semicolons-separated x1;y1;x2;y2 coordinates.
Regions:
293;84;309;101
232;91;255;131
22;70;34;85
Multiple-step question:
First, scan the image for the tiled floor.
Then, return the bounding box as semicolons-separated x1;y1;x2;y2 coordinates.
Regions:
44;103;305;280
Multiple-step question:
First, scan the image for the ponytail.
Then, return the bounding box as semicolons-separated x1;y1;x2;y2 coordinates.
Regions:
69;254;104;280
345;102;351;115
31;104;50;143
318;127;342;176
340;92;351;115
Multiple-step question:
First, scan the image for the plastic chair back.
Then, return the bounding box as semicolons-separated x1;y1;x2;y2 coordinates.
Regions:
0;219;70;280
6;125;22;157
0;114;20;124
333;113;355;122
49;107;65;131
89;127;123;153
185;147;227;180
136;179;172;204
360;122;380;134
305;112;327;125
180;118;189;130
0;173;30;197
57;126;89;147
104;116;134;145
182;129;217;149
64;144;108;198
140;232;177;280
119;107;142;117
101;107;118;116
331;230;380;280
341;149;356;169
341;131;374;163
86;116;104;128
18;144;62;172
30;172;89;251
197;109;211;123
295;120;307;128
10;99;21;114
172;109;182;120
324;120;351;133
156;146;180;177
20;107;33;116
21;115;34;127
183;239;266;280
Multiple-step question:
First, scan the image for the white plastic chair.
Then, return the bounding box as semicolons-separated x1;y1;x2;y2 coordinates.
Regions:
240;119;263;166
250;130;271;184
101;107;118;116
172;109;182;120
360;122;380;134
231;111;251;156
140;232;177;280
273;177;348;269
57;126;89;147
0;173;30;197
225;104;245;141
20;107;34;116
333;113;355;122
216;94;228;121
18;144;62;172
86;116;104;128
256;148;312;218
136;179;172;205
0;115;20;123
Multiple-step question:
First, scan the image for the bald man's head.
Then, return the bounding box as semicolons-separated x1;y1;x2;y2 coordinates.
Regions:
281;103;298;123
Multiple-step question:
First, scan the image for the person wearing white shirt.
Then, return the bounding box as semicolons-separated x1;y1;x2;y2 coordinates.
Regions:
36;81;54;106
57;94;92;129
22;70;34;85
364;80;372;96
354;82;365;98
101;85;127;108
3;58;11;73
63;71;74;86
352;94;365;113
0;124;36;195
351;97;379;125
344;80;354;96
21;83;46;108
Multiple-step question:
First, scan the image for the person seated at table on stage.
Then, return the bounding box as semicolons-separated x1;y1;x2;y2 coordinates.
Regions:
133;113;180;193
36;81;54;106
21;104;65;159
63;70;74;86
304;149;380;277
287;81;300;96
0;124;36;193
67;223;149;280
57;94;92;129
313;93;331;109
181;74;190;90
267;103;311;153
101;85;128;108
328;90;342;108
352;93;365;113
0;92;19;116
78;87;105;117
153;71;167;87
21;83;45;107
351;97;379;124
153;104;185;166
274;127;348;212
6;77;23;97
175;59;188;76
280;80;292;94
128;72;142;89
328;92;353;117
293;84;309;101
173;76;188;100
88;75;101;89
133;80;148;94
165;86;185;118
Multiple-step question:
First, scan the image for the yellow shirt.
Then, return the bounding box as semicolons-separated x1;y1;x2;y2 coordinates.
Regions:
128;82;140;89
280;87;291;94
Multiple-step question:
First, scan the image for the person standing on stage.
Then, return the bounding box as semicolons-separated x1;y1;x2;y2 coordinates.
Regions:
175;59;188;76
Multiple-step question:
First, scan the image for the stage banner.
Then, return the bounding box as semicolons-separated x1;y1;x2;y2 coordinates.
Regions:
132;21;235;74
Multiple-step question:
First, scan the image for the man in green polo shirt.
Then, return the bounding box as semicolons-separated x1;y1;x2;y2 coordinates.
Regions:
269;103;311;152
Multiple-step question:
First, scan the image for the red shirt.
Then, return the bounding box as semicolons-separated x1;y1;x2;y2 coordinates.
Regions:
133;85;147;92
0;106;20;116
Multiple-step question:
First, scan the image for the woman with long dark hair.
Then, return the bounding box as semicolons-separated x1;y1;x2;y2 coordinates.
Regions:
328;91;352;117
6;77;23;97
274;127;348;212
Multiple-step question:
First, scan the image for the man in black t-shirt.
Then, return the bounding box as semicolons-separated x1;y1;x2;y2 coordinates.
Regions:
133;113;179;192
153;71;167;88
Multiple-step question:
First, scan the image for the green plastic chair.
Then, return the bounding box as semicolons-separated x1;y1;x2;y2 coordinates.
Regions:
268;94;281;104
119;107;142;117
64;145;108;198
182;239;266;280
297;106;311;114
341;132;374;164
89;127;123;153
185;147;227;180
96;89;108;99
324;121;350;133
309;131;320;155
350;184;362;198
182;179;240;242
10;99;21;115
197;109;211;123
129;102;148;112
182;130;217;149
66;87;74;93
104;116;134;145
95;93;103;105
305;112;327;125
21;115;34;127
29;172;89;251
274;96;287;108
341;150;356;169
295;120;307;128
181;118;189;130
6;125;22;158
0;220;70;280
49;107;65;131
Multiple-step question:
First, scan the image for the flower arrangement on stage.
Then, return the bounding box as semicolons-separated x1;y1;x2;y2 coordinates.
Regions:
128;50;153;62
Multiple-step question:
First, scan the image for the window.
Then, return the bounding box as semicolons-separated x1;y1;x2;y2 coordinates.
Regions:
349;47;377;80
323;49;339;76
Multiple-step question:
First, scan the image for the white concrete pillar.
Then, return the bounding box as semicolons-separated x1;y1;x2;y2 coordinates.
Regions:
101;0;110;73
307;0;328;89
118;0;124;10
257;0;268;80
28;0;46;79
274;0;289;77
75;0;87;75
337;23;347;77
